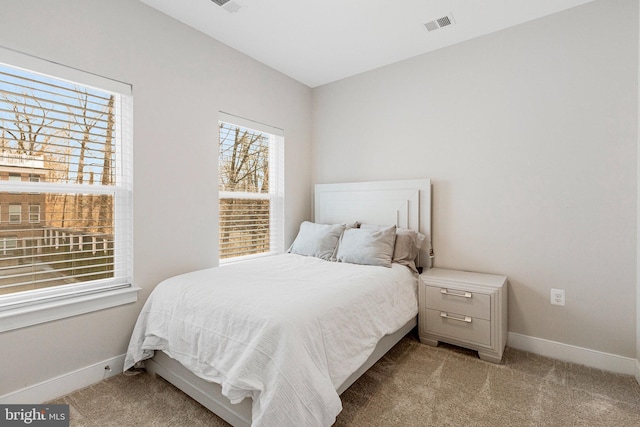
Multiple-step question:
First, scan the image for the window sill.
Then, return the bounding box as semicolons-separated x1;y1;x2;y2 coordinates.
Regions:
219;251;280;265
0;286;141;333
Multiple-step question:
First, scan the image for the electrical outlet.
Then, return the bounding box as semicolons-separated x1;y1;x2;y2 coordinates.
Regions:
103;365;112;379
550;288;565;306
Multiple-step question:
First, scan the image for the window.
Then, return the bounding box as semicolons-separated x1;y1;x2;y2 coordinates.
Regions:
0;46;136;332
218;112;284;262
28;204;40;223
1;236;17;255
8;174;20;194
28;174;41;195
8;204;21;223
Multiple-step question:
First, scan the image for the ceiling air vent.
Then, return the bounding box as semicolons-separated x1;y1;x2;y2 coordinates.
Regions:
211;0;242;13
424;14;455;32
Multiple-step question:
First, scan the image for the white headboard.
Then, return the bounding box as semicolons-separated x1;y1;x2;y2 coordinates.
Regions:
314;179;432;268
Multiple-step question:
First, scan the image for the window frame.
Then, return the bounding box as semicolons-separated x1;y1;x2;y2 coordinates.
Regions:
218;112;284;264
0;46;138;332
8;204;21;224
28;204;40;223
1;237;18;255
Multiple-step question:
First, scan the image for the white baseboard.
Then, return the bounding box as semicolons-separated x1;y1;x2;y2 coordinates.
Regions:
0;354;125;404
507;332;636;376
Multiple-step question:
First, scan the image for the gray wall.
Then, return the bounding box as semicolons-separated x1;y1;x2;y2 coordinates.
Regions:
312;0;638;358
0;0;312;395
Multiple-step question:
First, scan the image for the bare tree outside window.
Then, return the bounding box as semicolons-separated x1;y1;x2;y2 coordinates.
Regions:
218;119;282;260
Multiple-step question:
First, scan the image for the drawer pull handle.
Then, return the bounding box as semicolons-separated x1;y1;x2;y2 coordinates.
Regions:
440;289;472;298
440;312;472;323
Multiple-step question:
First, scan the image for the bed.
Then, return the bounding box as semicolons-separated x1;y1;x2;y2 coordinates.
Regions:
124;179;432;427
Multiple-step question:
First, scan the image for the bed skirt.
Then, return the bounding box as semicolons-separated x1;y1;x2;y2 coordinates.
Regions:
145;317;417;427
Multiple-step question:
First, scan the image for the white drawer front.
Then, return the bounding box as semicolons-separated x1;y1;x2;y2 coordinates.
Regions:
424;308;491;346
425;285;491;320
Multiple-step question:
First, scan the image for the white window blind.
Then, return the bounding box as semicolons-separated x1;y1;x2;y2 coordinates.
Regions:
218;112;284;261
0;47;135;330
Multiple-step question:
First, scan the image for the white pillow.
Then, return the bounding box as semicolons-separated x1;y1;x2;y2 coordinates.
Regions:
336;225;396;267
288;221;345;260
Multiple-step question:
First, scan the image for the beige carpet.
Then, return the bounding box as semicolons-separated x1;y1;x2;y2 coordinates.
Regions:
50;333;640;426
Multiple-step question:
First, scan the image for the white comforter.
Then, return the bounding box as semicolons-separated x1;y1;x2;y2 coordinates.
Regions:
124;254;418;427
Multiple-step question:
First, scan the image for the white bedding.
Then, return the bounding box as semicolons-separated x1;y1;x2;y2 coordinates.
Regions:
124;253;418;427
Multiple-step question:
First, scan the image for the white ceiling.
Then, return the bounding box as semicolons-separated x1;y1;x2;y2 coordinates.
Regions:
140;0;595;88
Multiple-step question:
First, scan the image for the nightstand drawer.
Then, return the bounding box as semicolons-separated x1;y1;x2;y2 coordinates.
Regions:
424;308;491;346
425;285;491;320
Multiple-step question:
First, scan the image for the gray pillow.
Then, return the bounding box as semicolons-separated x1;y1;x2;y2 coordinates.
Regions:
361;225;426;272
288;221;345;260
336;225;396;267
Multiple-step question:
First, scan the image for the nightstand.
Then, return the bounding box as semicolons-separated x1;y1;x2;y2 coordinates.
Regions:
419;268;508;363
